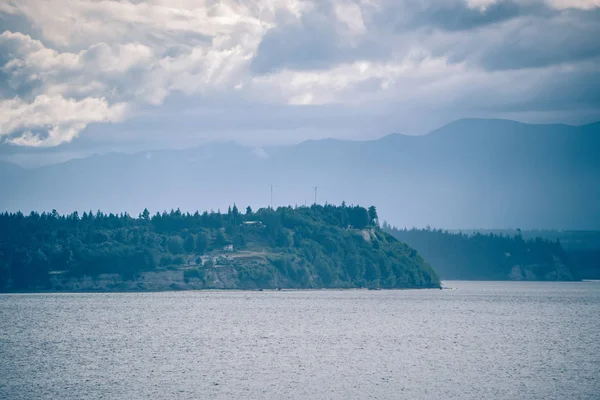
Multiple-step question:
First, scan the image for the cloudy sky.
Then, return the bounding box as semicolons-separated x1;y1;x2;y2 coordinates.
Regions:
1;0;599;164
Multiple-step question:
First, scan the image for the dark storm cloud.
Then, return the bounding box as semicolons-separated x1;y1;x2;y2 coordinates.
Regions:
408;1;550;31
0;11;38;39
250;1;600;75
250;9;338;74
423;1;523;30
475;9;600;70
250;3;384;74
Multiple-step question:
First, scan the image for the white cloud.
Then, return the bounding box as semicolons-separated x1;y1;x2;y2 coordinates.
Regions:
252;56;467;106
335;2;366;35
464;0;501;10
0;0;285;146
1;0;276;49
0;95;127;146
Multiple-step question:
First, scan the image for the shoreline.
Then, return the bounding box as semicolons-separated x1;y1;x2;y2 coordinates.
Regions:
5;280;598;294
0;285;444;294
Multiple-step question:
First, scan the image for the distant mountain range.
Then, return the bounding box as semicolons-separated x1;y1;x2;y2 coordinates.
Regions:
1;118;599;229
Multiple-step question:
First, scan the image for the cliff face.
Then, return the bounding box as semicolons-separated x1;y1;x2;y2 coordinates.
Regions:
508;256;574;281
47;269;239;292
40;241;440;292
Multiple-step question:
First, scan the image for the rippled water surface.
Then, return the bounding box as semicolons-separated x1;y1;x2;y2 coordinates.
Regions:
1;281;599;399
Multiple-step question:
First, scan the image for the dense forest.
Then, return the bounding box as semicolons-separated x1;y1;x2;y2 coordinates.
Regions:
0;204;440;291
382;224;575;281
446;229;600;280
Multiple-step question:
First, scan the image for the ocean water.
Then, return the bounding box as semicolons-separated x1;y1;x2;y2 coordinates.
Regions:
1;281;599;400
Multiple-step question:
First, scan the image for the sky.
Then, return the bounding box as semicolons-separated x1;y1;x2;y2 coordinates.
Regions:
1;0;599;165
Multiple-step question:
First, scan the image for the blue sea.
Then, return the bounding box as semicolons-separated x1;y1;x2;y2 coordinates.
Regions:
1;281;599;399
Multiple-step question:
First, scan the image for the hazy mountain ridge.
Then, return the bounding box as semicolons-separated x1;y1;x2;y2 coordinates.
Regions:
1;118;599;229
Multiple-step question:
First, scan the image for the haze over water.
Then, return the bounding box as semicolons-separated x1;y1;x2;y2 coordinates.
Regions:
1;281;599;400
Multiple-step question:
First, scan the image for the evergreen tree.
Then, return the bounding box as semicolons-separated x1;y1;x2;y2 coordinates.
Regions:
184;234;195;253
368;206;378;226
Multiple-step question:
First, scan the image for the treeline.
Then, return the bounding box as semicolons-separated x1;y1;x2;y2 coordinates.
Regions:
450;229;600;279
382;224;575;281
0;203;440;290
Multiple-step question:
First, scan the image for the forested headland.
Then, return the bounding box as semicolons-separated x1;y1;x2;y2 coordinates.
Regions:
0;204;441;291
382;224;576;281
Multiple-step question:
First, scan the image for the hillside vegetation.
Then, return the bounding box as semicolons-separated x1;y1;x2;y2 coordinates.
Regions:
383;224;575;281
0;204;441;291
